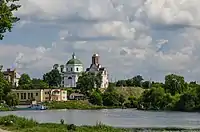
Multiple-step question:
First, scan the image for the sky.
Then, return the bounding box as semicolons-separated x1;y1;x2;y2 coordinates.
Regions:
0;0;200;82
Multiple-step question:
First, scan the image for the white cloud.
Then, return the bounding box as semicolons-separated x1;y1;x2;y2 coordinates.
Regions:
2;0;200;81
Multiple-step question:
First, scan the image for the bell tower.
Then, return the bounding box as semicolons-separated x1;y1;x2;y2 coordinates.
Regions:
92;54;99;65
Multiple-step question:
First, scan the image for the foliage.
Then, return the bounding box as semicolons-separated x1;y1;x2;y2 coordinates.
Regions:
43;69;61;87
89;91;103;105
31;78;48;89
5;92;19;107
124;96;138;108
76;72;102;94
116;75;144;87
18;74;32;89
0;0;21;40
142;81;151;89
138;87;173;110
164;74;186;95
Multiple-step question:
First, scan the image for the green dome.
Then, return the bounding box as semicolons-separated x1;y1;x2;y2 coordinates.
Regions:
67;59;82;65
66;53;82;65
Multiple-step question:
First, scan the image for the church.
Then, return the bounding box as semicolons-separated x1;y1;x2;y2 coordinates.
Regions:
54;53;108;88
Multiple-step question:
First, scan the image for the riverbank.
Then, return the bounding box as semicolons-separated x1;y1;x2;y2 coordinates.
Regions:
0;115;200;132
43;100;119;110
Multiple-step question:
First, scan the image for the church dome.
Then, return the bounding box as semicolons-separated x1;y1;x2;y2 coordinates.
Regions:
66;53;82;65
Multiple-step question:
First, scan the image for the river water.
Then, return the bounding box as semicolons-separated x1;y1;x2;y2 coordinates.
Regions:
0;109;200;128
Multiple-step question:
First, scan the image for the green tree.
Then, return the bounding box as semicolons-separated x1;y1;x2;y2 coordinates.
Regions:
76;72;96;94
95;72;102;88
5;92;19;107
116;80;127;87
18;74;32;89
138;87;172;110
89;91;103;105
142;81;151;89
164;74;186;95
32;78;48;89
43;69;61;88
0;0;21;40
132;75;143;87
175;92;197;111
19;74;32;85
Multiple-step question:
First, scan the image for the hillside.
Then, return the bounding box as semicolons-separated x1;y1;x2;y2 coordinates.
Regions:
115;87;145;98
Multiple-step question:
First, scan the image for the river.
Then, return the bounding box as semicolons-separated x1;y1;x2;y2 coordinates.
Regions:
0;109;200;128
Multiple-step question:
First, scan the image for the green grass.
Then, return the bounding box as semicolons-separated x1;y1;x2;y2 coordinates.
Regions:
115;87;145;98
43;100;108;110
0;115;200;132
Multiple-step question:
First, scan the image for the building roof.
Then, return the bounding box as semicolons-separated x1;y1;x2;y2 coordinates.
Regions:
66;53;83;65
67;59;82;65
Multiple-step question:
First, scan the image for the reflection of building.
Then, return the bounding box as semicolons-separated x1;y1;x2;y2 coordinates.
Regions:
54;53;84;88
86;54;109;88
12;89;68;104
3;68;21;87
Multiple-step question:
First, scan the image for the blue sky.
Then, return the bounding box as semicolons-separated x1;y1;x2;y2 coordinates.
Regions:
0;0;200;82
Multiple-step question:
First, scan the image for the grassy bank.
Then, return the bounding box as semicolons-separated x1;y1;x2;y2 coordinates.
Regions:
43;100;116;110
0;115;199;132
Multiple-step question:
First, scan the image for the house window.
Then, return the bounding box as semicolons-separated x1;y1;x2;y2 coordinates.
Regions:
76;68;78;71
17;93;19;98
36;93;38;96
24;93;26;99
28;93;30;99
31;93;33;98
21;93;23;100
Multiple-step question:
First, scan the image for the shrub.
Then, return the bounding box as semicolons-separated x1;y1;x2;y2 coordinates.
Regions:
67;124;76;131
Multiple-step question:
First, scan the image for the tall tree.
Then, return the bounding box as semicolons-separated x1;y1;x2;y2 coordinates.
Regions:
164;74;186;95
76;72;95;94
132;75;144;87
32;78;48;89
43;69;61;88
19;74;32;86
0;0;21;40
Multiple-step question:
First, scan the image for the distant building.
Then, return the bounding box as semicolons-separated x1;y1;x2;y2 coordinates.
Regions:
86;54;109;88
3;68;21;87
54;53;84;88
12;89;68;105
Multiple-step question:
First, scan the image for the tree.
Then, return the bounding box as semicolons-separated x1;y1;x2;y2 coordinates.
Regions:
32;78;48;89
132;75;143;87
95;72;102;88
18;74;32;89
164;74;186;95
138;87;172;110
0;0;21;40
116;80;127;87
76;72;95;94
5;92;19;107
142;81;151;89
43;69;61;88
89;91;103;105
43;69;61;101
19;74;31;84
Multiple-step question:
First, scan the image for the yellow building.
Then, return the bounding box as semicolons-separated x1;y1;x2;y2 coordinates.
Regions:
12;89;68;104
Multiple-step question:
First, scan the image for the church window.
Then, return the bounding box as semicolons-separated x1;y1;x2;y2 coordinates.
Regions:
76;68;78;71
71;68;73;71
67;68;68;71
68;77;72;79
